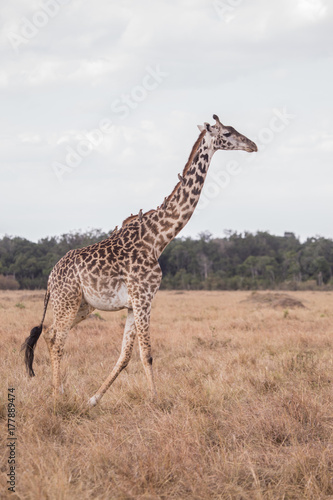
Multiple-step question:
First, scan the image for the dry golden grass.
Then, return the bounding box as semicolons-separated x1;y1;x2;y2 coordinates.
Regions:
0;290;332;499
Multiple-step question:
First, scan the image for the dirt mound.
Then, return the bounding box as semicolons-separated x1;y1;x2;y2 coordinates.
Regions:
246;292;305;309
273;296;305;309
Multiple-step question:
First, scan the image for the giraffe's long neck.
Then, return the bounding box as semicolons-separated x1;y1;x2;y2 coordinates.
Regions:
147;130;215;257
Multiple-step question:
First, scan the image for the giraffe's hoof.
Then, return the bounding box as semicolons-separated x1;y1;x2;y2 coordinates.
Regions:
88;395;98;407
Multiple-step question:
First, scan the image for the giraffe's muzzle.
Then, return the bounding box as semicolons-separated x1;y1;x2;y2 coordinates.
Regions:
245;140;258;152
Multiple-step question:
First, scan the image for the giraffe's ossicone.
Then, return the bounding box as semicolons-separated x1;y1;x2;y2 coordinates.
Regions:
22;115;257;407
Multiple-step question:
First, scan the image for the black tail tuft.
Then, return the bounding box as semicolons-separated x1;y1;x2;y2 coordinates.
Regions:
22;290;50;377
21;325;43;377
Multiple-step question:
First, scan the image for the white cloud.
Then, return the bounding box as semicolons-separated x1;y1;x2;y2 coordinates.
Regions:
18;133;42;144
297;0;328;21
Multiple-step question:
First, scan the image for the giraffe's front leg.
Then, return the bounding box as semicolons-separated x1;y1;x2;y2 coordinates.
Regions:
88;308;137;407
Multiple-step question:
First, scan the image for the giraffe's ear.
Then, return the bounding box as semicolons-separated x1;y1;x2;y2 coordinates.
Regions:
197;124;205;132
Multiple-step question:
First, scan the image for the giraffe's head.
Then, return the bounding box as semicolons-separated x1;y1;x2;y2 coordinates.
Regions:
198;114;257;153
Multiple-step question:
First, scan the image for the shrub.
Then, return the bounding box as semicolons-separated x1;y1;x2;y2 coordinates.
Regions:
0;275;20;290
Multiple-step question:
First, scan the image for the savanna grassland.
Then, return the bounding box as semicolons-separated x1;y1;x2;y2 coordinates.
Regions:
0;290;332;499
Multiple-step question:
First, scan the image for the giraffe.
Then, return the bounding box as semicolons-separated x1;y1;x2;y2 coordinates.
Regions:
22;115;257;407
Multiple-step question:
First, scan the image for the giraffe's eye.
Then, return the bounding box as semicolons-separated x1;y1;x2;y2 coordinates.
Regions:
224;132;231;137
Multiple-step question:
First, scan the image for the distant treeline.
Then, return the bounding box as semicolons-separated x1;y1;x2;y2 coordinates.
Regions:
0;230;332;290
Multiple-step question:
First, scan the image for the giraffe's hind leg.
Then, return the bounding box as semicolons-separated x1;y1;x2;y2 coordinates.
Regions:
88;308;137;406
43;290;82;401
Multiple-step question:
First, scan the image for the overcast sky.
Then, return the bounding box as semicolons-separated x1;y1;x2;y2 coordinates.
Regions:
1;0;332;243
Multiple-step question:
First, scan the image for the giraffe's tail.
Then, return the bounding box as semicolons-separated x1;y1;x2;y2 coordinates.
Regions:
21;290;50;377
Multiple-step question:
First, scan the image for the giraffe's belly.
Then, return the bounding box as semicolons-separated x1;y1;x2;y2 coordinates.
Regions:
82;280;132;311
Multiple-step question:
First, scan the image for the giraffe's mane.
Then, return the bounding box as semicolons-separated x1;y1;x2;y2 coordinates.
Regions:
121;129;206;228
